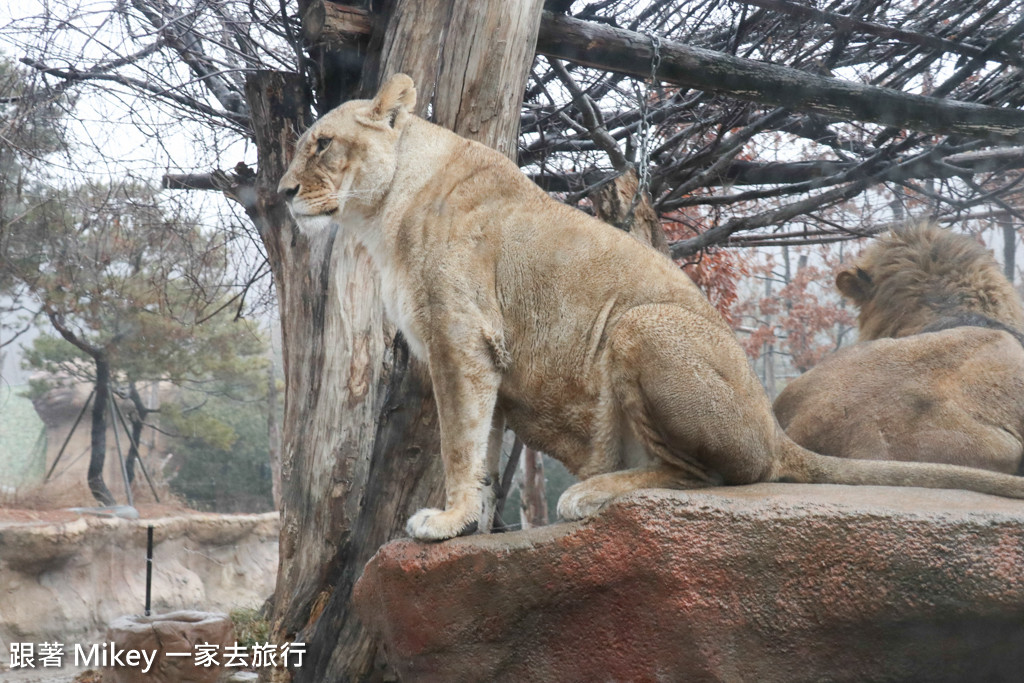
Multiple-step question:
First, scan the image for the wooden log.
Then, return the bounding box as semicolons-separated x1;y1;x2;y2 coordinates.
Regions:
300;0;371;45
528;145;1024;192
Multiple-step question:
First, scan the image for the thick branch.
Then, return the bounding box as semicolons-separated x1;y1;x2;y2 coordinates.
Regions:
162;173;222;191
534;11;1024;144
45;307;103;357
162;165;258;209
530;145;1024;193
669;178;872;258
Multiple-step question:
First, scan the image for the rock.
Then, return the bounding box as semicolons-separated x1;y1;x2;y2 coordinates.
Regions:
0;513;278;653
104;611;233;683
354;484;1024;682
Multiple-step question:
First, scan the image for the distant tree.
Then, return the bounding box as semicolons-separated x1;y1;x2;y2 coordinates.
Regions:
18;182;267;504
734;246;856;395
164;386;274;513
0;56;69;354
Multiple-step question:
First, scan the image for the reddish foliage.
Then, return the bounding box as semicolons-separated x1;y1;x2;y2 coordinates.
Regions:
680;249;750;326
775;265;855;370
664;214;752;326
736;252;855;369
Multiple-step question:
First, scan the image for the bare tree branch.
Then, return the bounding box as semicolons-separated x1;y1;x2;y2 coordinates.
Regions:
535;11;1024;144
737;0;1024;68
20;58;250;131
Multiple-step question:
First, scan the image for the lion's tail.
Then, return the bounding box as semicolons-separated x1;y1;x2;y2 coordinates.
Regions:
773;436;1024;499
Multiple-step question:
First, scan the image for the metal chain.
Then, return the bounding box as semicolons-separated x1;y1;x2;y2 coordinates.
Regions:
624;33;662;231
638;34;661;198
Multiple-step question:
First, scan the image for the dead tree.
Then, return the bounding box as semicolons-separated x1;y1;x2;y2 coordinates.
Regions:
249;2;545;680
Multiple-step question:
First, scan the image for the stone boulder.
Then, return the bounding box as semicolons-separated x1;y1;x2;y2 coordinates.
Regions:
105;611;233;683
354;484;1024;682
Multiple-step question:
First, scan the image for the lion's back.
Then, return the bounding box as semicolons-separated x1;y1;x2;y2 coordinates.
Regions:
775;327;1024;472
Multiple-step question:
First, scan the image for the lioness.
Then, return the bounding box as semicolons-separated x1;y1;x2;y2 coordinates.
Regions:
775;224;1024;473
279;75;1024;541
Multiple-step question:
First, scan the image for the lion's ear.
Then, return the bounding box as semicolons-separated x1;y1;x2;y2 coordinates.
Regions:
369;73;417;127
836;267;872;302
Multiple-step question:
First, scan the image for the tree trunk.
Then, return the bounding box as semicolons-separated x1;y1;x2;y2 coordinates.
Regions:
88;353;115;506
124;380;149;486
519;447;548;529
267;361;282;510
253;2;544;680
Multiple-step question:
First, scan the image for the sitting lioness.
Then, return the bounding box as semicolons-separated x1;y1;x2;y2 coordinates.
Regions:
279;75;1024;541
775;223;1024;474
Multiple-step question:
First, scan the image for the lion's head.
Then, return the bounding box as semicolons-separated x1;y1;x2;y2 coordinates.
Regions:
836;222;1024;341
277;74;418;233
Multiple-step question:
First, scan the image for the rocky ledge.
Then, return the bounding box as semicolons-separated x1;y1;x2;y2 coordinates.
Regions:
354;484;1024;683
0;512;278;651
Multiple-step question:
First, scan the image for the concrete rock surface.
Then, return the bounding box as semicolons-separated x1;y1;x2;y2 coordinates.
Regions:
354;484;1024;683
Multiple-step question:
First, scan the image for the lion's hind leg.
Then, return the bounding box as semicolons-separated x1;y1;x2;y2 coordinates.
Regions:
608;304;778;486
557;465;708;520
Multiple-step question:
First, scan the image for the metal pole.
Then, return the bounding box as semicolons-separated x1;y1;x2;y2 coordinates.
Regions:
110;394;161;503
108;390;134;508
45;386;96;481
145;525;153;617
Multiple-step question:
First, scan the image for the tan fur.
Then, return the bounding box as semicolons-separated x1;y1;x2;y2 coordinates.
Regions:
835;223;1024;340
776;224;1024;473
280;76;1024;541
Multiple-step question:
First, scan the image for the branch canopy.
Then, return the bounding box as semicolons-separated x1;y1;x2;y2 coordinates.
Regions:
534;11;1024;144
318;5;1024;144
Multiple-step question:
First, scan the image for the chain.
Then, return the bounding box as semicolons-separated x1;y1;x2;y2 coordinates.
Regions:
623;33;662;231
637;34;661;199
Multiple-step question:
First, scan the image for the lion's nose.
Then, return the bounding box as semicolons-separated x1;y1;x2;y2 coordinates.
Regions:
279;183;299;200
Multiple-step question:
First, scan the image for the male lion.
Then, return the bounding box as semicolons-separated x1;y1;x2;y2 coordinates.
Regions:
775;223;1024;473
279;75;1024;541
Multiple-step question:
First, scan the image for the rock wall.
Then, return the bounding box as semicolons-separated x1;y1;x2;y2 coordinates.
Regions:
0;512;278;653
355;484;1024;682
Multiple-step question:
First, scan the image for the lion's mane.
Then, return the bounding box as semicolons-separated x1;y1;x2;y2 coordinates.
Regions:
840;223;1024;341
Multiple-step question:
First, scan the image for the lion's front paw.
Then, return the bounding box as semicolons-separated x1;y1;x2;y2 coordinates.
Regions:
406;507;479;541
557;483;614;521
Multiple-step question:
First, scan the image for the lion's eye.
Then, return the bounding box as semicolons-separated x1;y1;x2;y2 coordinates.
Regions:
315;137;332;154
